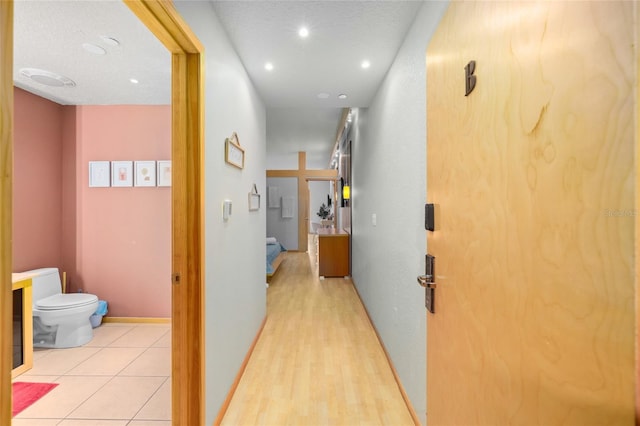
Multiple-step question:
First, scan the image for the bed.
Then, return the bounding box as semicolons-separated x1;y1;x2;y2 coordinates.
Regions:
266;237;287;280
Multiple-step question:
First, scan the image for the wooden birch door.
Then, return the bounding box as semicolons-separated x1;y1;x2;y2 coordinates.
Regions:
425;2;635;424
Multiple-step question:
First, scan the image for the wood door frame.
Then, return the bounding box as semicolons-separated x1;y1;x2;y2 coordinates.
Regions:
1;2;14;424
0;1;205;424
267;153;338;251
636;1;640;418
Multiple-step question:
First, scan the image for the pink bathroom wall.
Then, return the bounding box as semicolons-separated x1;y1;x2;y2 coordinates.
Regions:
14;89;170;317
73;105;171;317
13;88;63;272
61;106;77;291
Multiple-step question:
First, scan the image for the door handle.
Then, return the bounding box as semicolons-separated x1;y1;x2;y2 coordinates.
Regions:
417;274;436;288
420;254;436;314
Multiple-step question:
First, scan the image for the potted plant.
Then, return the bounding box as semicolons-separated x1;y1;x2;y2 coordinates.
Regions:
317;203;331;220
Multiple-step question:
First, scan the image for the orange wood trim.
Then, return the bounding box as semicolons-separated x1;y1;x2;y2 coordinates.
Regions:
298;153;308;252
304;169;338;179
124;2;205;426
213;316;268;426
266;170;298;177
102;317;171;324
267;152;337;251
170;48;205;426
351;279;422;425
0;1;13;423
633;2;640;426
124;0;202;53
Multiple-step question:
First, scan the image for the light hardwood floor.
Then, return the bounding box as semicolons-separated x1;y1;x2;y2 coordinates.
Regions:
221;246;414;425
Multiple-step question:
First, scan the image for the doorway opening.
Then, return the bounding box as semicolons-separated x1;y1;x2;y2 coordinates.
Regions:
1;2;205;424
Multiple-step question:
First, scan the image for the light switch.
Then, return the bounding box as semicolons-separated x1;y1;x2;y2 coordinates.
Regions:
223;200;232;221
372;213;377;226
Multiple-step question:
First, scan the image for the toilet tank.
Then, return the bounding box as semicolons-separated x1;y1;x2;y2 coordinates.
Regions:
18;268;62;303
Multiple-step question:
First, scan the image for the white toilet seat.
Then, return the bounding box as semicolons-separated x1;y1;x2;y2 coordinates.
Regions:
36;293;98;310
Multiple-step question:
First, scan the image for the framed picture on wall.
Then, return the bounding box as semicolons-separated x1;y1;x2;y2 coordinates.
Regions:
282;196;295;218
111;161;133;187
224;132;245;169
88;161;110;187
134;161;157;187
248;184;260;211
268;186;279;208
157;160;172;187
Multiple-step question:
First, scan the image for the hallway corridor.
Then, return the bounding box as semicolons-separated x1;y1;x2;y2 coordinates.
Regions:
221;250;415;425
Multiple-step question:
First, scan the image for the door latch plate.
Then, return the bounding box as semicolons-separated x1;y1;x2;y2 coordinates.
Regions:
425;254;435;313
425;287;435;313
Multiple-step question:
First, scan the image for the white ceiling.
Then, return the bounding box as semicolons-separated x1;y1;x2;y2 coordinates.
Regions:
266;107;344;166
13;0;423;162
210;0;422;108
13;0;171;105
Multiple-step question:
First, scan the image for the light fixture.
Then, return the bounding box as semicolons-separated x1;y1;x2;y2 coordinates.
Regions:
129;78;139;84
20;68;76;87
338;94;347;100
265;62;274;71
361;60;371;69
317;92;330;99
82;43;106;55
298;27;309;38
343;185;350;200
100;36;120;47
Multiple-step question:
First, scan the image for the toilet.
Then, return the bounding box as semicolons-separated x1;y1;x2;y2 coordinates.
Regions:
19;267;99;349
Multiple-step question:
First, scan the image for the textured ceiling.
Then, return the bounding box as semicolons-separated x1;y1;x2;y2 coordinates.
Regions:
210;0;422;108
266;107;344;166
13;0;423;163
209;0;423;163
13;0;170;105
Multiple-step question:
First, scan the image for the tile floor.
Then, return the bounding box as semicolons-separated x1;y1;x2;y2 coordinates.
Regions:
12;322;171;426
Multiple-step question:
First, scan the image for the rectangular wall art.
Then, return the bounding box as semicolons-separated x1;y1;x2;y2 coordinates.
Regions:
111;161;133;187
157;160;172;187
135;161;157;187
89;161;110;187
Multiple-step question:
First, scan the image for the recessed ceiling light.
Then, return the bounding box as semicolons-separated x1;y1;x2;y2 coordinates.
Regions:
361;60;371;69
100;36;120;47
317;93;330;99
298;27;309;38
82;43;106;55
129;78;139;84
338;94;348;100
265;62;274;71
20;68;76;87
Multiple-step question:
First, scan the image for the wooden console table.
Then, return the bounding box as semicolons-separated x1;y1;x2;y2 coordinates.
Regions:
317;228;350;277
